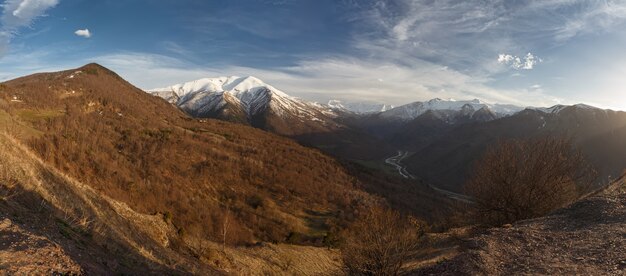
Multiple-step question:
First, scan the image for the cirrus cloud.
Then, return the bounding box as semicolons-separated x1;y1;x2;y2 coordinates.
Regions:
0;0;59;56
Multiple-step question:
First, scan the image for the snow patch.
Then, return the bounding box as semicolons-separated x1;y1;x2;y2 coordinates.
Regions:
67;71;83;79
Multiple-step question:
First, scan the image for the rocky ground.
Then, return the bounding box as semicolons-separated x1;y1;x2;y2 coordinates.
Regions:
0;218;83;275
417;178;626;275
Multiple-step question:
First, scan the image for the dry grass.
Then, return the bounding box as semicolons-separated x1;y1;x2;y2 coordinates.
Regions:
0;64;382;274
0;64;376;247
0;64;460;274
0;131;347;274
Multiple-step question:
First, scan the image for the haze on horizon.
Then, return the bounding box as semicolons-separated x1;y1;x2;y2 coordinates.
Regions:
1;0;626;110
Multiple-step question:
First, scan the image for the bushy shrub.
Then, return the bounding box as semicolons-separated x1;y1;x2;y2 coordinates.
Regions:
465;137;596;226
340;206;423;275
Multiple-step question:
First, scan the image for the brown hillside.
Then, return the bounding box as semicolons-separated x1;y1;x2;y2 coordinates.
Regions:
0;63;373;245
0;128;348;274
0;64;452;262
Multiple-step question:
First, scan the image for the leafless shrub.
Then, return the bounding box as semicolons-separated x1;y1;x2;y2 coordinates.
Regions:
340;206;423;275
465;137;596;226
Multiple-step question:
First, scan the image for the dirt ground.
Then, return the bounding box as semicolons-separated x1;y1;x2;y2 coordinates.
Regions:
416;178;626;275
0;218;83;275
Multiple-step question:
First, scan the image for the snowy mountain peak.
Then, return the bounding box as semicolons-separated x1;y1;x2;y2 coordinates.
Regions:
152;76;290;99
460;104;476;116
532;103;604;114
381;98;523;121
150;76;343;130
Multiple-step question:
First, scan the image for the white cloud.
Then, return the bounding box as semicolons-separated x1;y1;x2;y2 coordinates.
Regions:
2;0;58;27
498;53;542;70
357;0;626;76
86;51;559;107
0;0;59;56
74;28;91;38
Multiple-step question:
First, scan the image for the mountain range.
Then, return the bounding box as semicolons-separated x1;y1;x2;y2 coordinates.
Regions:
150;77;525;127
152;76;626;195
327;99;394;114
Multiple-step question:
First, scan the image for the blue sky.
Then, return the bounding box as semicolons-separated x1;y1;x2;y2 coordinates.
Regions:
2;0;626;109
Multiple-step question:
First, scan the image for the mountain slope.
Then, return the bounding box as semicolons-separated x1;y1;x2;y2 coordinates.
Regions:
388;106;498;150
0;127;351;274
418;176;626;275
0;218;82;274
0;64;453;273
2;64;366;244
404;105;626;192
150;76;342;135
0;132;206;274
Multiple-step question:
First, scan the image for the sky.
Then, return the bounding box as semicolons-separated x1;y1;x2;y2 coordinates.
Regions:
1;0;626;109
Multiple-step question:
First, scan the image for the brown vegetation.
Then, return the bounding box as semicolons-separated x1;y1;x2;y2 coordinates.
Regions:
0;64;459;273
340;206;423;275
465;137;596;226
0;64;374;247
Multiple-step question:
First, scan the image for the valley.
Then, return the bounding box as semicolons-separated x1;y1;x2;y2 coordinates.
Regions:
384;150;474;203
1;63;625;275
152;73;626;197
4;1;626;274
384;150;414;179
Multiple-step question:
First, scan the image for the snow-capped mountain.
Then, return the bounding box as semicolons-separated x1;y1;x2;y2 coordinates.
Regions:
327;100;394;114
380;98;523;121
152;76;295;116
150;76;396;160
150;76;341;135
531;104;603;114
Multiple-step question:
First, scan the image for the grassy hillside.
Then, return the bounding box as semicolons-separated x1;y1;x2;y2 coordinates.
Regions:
1;64;377;245
0;130;350;274
0;64;454;273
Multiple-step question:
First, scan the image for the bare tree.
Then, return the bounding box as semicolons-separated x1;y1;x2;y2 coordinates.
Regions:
465;137;596;226
222;204;230;252
340;206;423;276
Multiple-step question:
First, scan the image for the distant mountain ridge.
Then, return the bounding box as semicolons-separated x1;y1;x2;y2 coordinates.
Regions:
327;99;394;114
380;98;524;121
149;76;620;165
151;76;613;125
402;104;626;192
